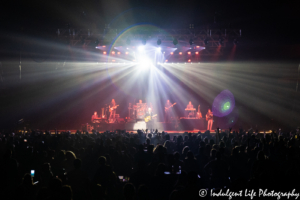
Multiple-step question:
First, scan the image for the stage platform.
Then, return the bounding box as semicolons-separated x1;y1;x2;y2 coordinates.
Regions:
50;130;216;134
85;119;208;133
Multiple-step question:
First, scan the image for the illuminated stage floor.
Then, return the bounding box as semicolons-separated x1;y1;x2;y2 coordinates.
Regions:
51;130;215;134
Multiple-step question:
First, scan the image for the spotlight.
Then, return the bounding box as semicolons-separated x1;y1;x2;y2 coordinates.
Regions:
126;38;131;45
125;52;129;55
187;52;191;55
170;52;174;55
112;60;115;62
165;59;168;62
103;51;107;55
196;46;200;48
173;38;178;45
117;52;121;55
188;59;191;62
189;38;194;45
156;47;161;52
157;39;162;45
195;52;199;55
112;51;115;55
138;46;144;51
179;52;182;55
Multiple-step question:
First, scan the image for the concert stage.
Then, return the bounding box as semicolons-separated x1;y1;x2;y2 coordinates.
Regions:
85;118;208;132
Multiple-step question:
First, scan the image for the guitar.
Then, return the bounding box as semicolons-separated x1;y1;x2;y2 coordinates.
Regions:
206;112;213;121
165;103;176;111
109;105;119;112
144;114;157;122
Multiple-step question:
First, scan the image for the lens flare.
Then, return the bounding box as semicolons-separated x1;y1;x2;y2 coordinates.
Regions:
212;90;235;117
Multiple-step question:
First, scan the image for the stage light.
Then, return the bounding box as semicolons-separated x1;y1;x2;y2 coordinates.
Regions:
170;52;174;55
112;60;115;62
173;38;178;45
102;46;106;47
187;52;191;55
188;59;191;62
157;39;161;45
156;47;161;52
195;52;199;55
138;46;144;51
138;56;153;69
103;51;107;55
117;52;121;55
125;52;129;55
196;46;200;48
165;60;168;62
112;51;115;55
189;38;194;45
179;52;182;55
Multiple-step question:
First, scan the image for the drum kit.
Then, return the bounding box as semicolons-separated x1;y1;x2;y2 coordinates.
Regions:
128;102;147;120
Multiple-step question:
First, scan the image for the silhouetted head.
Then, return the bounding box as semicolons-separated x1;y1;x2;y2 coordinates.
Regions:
98;156;106;165
186;151;194;160
61;185;73;200
22;173;33;186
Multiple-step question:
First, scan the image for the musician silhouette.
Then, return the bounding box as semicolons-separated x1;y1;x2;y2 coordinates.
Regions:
165;100;173;123
109;99;117;121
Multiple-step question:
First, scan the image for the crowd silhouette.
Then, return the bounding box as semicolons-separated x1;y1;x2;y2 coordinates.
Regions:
0;128;299;200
